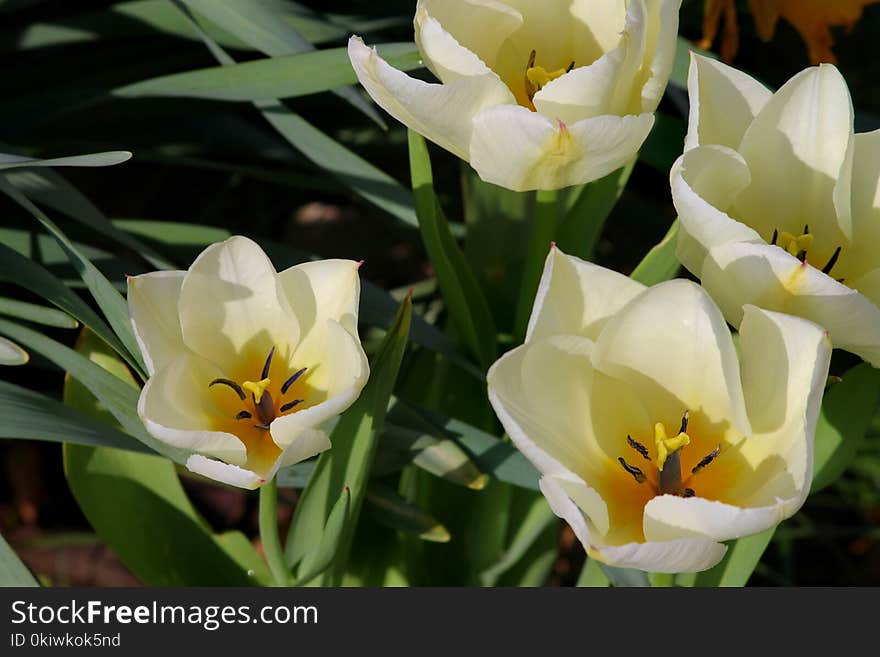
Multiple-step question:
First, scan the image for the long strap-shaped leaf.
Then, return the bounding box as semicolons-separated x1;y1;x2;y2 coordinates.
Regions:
285;296;412;584
408;130;497;371
0;177;146;378
0;531;38;587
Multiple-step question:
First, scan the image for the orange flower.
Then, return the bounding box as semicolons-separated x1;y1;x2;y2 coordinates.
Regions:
699;0;879;64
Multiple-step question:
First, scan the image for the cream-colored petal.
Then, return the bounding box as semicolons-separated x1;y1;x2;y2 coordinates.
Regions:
643;496;791;543
736;64;854;253
488;335;604;479
701;241;880;366
734;305;829;504
272;319;369;442
276;428;331;469
348;36;514;161
469;106;654;192
635;0;682;113
605;0;649;115
526;245;646;343
127;270;185;376
592;535;726;573
177;236;298;371
538;473;599;559
138;352;246;464
684;53;772;151
570;0;627;55
415;0;521;79
671;145;763;277
533;47;626;124
416;0;522;74
546;471;611;538
278;259;360;340
843;130;880;279
186;455;264;489
591;280;752;435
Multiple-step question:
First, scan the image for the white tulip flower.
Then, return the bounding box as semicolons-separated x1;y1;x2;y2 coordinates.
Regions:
487;247;830;572
348;0;681;192
672;53;880;366
127;236;369;489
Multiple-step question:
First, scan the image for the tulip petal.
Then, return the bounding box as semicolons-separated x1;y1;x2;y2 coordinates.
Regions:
415;0;522;79
526;245;646;343
684;53;772;151
186;455;264;489
541;471;726;573
348;36;514;161
127;270;185;376
278;259;361;340
570;0;627;55
469;106;654;191
736;64;854;246
533;48;626;124
701;240;880;366
592;280;752;436
843;130;880;279
272;319;369;442
138;352;247;465
276;428;331;469
636;0;682;113
671;145;763;277
643;496;789;543
177;236;298;371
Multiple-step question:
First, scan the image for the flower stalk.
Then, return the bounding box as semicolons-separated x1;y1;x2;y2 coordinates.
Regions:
514;189;559;343
259;477;289;586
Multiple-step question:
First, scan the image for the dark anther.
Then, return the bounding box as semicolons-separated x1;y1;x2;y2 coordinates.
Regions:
683;488;696;498
627;435;651;461
618;457;647;484
527;49;536;68
209;378;246;400
837;277;846;284
235;410;252;420
771;229;778;246
803;224;810;235
260;346;275;380
566;61;575;72
280;399;304;413
253;423;271;431
692;445;722;475
679;410;689;434
281;367;308;395
797;250;807;263
822;246;842;275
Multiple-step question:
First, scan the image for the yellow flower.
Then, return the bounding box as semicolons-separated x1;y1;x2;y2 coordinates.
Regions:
700;0;879;64
127;236;369;489
348;0;682;192
487;247;830;572
673;54;880;366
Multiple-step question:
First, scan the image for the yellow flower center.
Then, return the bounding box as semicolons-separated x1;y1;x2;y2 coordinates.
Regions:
618;410;722;498
207;346;310;466
522;49;574;111
770;224;843;279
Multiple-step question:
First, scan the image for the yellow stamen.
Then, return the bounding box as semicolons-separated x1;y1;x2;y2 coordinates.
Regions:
242;378;271;400
778;231;813;257
654;422;690;472
524;50;574;105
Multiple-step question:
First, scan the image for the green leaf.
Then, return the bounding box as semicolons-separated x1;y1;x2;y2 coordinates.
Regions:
175;0;385;126
292;486;352;585
0;531;38;587
408;130;497;370
0;151;131;170
555;160;636;261
0;243;130;363
630;219;680;285
0;320;186;463
576;559;610;587
812;364;880;491
0;379;147;452
479;495;555;585
63;330;269;586
598;564;651;587
365;483;450;543
0;178;145;377
0;296;78;328
5;168;175;270
115;43;421;102
0;336;28;365
693;528;775;587
285;296;412;584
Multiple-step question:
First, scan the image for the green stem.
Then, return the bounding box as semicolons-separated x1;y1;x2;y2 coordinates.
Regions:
513;189;559;343
259;477;289;586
